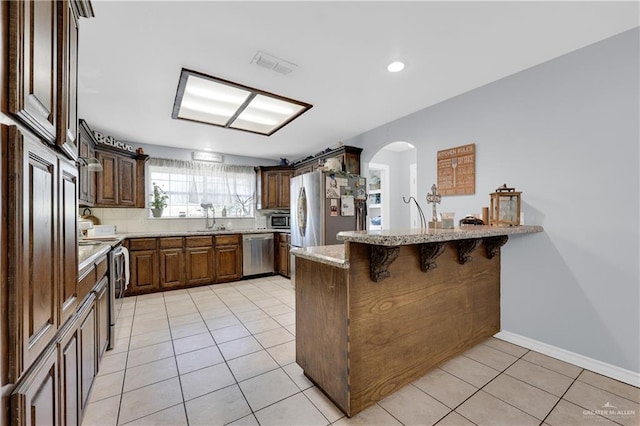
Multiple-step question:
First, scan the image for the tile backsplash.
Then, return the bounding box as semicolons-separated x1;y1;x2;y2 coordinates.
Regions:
86;208;262;234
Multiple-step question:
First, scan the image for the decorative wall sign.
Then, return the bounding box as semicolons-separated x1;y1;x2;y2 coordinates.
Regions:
93;130;135;153
437;143;475;195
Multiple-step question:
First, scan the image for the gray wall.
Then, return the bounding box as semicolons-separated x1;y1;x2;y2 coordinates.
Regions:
346;28;640;373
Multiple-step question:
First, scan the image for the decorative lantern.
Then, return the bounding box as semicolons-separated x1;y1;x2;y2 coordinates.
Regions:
490;184;521;226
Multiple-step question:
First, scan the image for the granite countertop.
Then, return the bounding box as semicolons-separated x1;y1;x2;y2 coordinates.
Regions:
291;245;348;269
122;228;280;238
78;244;111;273
337;225;543;246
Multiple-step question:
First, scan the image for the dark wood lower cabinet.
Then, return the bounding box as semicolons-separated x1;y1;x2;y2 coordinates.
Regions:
275;233;291;278
159;237;185;290
10;345;59;426
58;315;80;426
129;249;158;294
78;295;97;414
214;235;242;283
186;246;215;286
95;275;109;362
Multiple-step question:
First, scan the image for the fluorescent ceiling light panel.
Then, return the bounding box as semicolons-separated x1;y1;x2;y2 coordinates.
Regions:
172;68;312;136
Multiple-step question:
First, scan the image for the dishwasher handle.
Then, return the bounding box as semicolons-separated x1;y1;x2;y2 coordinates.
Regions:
243;233;274;241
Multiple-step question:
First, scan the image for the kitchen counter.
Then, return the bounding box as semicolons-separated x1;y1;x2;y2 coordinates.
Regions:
290;245;347;269
336;225;543;246
78;244;111;273
294;225;543;417
121;228;280;238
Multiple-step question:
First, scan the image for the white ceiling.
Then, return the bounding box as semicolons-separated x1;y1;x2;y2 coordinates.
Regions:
78;1;638;162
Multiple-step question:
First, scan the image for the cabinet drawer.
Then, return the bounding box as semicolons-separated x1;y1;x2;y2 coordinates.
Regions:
186;236;213;247
159;237;183;249
78;267;96;302
95;255;108;281
215;234;241;246
128;238;157;251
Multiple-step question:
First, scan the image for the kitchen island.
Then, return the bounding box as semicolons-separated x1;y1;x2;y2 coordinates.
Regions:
292;225;542;417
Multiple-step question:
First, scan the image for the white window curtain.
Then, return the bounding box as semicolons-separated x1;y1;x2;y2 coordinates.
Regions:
148;158;255;217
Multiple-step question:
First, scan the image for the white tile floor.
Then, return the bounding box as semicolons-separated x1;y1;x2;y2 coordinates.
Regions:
82;276;640;426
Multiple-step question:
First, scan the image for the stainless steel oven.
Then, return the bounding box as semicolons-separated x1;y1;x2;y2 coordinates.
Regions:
108;244;129;349
269;213;290;229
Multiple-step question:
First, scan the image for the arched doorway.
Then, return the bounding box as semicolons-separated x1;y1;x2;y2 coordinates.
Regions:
366;141;417;230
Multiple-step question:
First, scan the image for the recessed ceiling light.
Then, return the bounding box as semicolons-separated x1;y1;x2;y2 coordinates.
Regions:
387;61;405;73
172;68;312;136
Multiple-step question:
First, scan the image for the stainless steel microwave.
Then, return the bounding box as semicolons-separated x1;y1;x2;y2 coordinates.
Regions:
269;213;290;229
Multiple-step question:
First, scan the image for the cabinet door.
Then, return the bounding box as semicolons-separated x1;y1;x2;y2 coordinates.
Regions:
8;0;58;143
7;127;59;381
264;171;279;209
278;240;289;277
59;159;78;325
128;250;159;295
78;131;90;203
159;248;184;290
95;151;118;205
58;318;80;426
186;247;215;286
279;171;292;209
56;0;79;159
10;345;59;426
95;276;109;362
215;244;242;283
117;156;136;206
78;297;96;413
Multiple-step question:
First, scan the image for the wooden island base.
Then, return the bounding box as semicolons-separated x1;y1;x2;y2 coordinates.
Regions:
295;241;501;417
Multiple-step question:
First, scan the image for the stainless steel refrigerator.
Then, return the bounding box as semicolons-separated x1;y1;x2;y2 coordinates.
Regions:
290;171;367;282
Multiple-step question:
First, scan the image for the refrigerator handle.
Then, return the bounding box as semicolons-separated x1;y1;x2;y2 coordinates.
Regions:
297;185;307;237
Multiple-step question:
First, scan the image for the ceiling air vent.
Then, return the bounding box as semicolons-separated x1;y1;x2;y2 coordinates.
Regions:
251;51;297;75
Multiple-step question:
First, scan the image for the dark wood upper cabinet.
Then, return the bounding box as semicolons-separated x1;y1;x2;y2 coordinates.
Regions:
78;120;96;206
292;146;363;176
95;150;118;205
56;0;80;159
255;166;293;210
7;127;60;381
117;156;137;207
94;147;146;208
59;158;79;326
8;0;58;144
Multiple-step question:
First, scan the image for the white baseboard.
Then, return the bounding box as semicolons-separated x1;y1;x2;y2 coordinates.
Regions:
494;331;640;388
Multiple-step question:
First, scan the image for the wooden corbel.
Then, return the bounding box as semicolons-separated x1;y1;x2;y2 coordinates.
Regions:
456;239;481;265
419;242;446;273
370;246;400;282
483;235;509;259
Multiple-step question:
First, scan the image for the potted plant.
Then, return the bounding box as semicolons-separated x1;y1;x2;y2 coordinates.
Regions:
150;182;168;217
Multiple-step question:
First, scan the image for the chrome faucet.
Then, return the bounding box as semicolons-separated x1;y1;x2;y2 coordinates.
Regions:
201;203;215;229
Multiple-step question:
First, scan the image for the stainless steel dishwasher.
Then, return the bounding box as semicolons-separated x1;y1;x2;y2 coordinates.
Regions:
242;233;275;276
